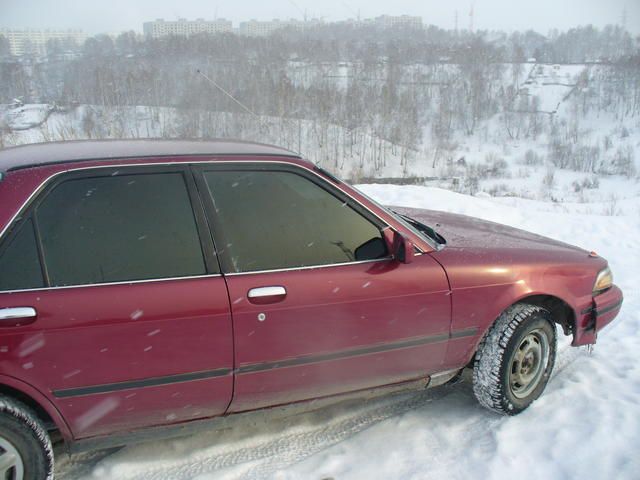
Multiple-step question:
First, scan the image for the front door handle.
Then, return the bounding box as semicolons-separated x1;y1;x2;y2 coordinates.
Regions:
247;286;287;305
0;307;37;327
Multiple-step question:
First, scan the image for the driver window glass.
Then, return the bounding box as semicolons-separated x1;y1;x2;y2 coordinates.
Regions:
203;170;387;272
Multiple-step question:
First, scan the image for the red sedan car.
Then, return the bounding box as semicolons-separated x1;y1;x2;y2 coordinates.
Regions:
0;140;623;479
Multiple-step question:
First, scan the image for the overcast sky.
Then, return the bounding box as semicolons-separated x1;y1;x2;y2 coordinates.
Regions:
1;0;638;35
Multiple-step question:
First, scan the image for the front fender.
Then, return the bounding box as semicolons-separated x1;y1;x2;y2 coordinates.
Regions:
442;280;584;369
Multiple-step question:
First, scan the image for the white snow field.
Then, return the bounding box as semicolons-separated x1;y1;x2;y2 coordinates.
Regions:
56;184;640;480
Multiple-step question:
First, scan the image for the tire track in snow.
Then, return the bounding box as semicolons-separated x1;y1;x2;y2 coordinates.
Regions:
57;334;589;480
57;385;456;480
55;447;122;479
128;388;454;480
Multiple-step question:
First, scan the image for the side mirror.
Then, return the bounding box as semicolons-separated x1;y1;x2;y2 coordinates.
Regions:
383;228;415;264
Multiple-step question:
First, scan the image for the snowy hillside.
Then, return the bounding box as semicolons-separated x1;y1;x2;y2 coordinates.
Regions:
56;184;639;480
2;63;638;205
518;63;585;113
0;104;411;179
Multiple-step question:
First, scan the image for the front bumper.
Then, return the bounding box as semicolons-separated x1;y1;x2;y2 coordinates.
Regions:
573;285;623;346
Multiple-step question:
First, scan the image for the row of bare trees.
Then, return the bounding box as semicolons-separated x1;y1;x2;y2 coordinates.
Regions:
1;24;639;177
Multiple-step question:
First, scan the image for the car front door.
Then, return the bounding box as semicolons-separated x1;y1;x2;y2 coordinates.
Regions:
195;164;451;412
0;165;233;439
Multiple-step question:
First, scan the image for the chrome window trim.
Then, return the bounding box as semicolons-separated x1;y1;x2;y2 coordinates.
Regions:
225;257;393;277
2;160;425;248
0;273;224;295
0;162;195;242
193;160;421;249
0;159;426;289
0;176;49;242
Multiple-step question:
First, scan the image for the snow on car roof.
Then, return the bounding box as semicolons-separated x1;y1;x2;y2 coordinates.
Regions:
0;139;301;173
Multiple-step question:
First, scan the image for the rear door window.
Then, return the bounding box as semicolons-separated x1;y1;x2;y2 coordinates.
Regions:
35;171;207;286
0;219;45;291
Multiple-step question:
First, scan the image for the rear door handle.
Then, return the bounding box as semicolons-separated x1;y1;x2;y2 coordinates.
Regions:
247;286;287;305
0;307;37;327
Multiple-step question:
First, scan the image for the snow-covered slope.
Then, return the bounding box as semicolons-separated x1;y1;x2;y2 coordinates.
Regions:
2;103;54;130
56;184;640;480
0;104;414;179
519;64;585;113
3;64;638;189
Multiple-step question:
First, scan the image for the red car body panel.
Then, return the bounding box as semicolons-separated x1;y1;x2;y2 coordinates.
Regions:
0;277;234;439
225;256;451;412
0;141;623;447
393;207;617;350
578;284;623;345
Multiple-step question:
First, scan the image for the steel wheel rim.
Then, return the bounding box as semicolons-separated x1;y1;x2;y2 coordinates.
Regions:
0;436;24;480
509;328;550;399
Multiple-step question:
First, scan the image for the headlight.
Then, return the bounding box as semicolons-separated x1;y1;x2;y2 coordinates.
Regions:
593;267;613;295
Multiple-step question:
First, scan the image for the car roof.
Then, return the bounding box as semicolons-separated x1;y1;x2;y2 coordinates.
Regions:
0;139;302;173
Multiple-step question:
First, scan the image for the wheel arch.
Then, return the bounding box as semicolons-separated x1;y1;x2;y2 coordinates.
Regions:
514;293;576;336
0;375;73;442
465;293;575;368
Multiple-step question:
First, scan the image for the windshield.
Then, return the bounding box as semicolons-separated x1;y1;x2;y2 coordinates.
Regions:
348;186;442;250
393;210;447;247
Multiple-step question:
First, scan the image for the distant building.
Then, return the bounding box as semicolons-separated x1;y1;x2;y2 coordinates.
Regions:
337;15;423;30
370;15;423;29
143;18;233;38
142;17;325;39
0;28;87;56
238;18;323;37
141;15;422;40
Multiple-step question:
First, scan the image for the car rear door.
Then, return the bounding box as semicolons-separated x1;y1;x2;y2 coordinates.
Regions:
194;163;451;412
0;165;233;439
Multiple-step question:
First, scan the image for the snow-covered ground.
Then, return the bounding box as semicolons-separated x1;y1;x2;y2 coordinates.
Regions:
2;103;53;130
518;63;585;113
56;184;640;480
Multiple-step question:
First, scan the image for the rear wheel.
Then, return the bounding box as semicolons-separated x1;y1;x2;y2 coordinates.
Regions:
473;304;557;415
0;396;54;480
0;435;24;480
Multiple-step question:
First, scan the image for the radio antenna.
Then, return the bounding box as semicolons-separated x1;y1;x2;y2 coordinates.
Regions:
196;68;300;148
196;69;260;118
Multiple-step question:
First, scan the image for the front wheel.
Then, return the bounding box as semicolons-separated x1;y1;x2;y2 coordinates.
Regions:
0;396;54;480
473;304;557;415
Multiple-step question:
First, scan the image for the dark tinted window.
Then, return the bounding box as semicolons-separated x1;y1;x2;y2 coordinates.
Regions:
0;219;44;291
36;172;206;286
204;170;386;272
